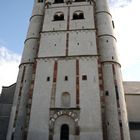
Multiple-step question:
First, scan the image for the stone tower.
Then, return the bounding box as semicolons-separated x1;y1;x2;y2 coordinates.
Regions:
7;0;130;140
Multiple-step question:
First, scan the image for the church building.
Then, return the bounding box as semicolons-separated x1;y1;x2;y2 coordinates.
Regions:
0;0;133;140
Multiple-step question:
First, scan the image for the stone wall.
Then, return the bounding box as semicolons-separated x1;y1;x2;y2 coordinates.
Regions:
0;84;16;140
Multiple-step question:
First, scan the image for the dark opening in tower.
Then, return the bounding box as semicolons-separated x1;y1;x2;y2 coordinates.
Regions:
54;0;64;3
60;124;69;140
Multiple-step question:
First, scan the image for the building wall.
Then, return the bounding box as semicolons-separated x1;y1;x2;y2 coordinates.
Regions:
27;0;103;140
124;82;140;140
0;81;140;140
27;58;103;140
0;84;16;140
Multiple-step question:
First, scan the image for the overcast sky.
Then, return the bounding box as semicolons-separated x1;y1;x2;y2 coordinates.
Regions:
0;0;140;92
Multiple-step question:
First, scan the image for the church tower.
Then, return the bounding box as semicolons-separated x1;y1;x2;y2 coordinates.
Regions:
7;0;130;140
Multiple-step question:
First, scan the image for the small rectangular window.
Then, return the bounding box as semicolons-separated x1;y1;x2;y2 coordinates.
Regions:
82;75;87;80
119;122;122;127
64;76;68;81
107;122;109;126
105;90;109;96
47;77;50;81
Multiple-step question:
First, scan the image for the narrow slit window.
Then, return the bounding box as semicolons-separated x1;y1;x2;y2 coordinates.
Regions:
112;20;115;28
11;132;14;140
115;85;119;100
119;122;122;127
65;76;68;81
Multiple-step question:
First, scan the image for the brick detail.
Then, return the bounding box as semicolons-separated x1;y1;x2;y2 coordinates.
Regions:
98;59;108;140
25;62;37;137
66;33;69;56
66;6;70;56
112;64;124;140
76;59;80;107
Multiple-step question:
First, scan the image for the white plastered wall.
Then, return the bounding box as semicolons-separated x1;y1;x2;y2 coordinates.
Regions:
79;58;103;140
55;59;76;108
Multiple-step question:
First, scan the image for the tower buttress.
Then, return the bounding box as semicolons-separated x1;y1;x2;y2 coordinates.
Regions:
6;1;45;140
95;0;130;139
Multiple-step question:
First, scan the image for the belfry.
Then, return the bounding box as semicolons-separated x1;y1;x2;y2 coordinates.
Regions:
6;0;130;140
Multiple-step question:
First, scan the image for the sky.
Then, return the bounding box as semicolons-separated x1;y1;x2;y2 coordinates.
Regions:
0;0;140;92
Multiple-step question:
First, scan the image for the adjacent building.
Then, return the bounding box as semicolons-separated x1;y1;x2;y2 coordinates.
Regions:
124;82;140;140
0;84;16;140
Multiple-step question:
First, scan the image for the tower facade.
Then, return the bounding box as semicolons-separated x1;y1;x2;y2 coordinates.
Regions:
7;0;130;140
